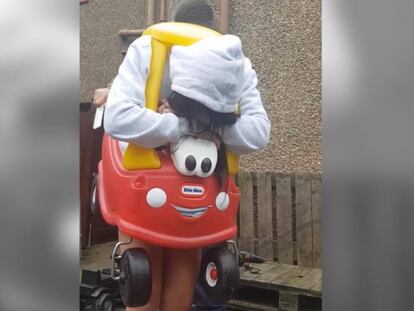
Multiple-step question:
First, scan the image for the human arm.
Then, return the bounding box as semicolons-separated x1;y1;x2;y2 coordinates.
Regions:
103;36;189;148
219;60;271;154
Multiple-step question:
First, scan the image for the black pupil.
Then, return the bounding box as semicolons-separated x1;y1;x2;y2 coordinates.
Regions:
185;155;196;171
201;158;212;173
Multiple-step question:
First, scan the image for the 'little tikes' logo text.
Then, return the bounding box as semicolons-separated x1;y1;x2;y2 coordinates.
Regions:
181;185;204;196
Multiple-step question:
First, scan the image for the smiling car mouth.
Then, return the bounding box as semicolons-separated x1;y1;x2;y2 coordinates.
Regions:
172;205;211;219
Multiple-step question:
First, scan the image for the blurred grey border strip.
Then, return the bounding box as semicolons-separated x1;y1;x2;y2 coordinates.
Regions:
1;0;414;310
323;0;414;310
0;1;79;311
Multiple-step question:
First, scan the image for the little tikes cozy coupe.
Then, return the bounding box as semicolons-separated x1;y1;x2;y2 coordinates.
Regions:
92;23;241;307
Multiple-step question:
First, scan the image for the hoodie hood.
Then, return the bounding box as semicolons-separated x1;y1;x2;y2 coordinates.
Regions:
169;34;246;113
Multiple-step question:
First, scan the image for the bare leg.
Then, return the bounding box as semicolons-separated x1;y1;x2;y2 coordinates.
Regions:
160;248;202;311
118;230;164;311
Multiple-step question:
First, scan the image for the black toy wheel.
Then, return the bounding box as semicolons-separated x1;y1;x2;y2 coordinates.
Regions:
90;174;100;216
94;292;114;311
119;248;152;307
200;246;240;303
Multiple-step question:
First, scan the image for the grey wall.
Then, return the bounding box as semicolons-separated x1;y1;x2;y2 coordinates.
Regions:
80;0;146;102
230;0;321;173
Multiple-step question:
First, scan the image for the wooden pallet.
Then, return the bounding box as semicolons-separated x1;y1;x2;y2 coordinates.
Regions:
228;262;322;311
232;172;322;310
237;172;322;268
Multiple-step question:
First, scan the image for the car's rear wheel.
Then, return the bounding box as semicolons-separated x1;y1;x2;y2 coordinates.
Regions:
200;246;240;303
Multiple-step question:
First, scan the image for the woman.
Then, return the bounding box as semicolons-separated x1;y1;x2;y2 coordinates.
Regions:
103;2;270;310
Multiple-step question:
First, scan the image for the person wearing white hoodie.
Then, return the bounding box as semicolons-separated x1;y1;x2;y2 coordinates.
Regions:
103;2;270;311
104;34;270;155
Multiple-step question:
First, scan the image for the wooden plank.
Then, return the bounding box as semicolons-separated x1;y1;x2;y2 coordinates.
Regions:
271;266;322;298
311;174;322;268
239;262;280;281
239;262;322;298
253;263;295;284
270;266;313;287
295;173;313;267
310;279;322;292
276;173;294;264
227;299;278;311
279;291;299;311
257;173;274;259
282;268;322;292
271;175;278;261
238;171;255;253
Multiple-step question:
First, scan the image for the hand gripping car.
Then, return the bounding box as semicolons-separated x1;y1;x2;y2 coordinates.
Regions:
93;22;241;307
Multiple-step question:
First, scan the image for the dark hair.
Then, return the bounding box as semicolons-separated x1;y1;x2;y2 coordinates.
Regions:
168;91;237;131
168;91;237;187
172;0;215;29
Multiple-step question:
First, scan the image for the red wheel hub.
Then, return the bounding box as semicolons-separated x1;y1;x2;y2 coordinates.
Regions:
210;267;217;280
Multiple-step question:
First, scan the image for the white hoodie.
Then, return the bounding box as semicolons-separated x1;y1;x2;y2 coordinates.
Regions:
104;34;270;154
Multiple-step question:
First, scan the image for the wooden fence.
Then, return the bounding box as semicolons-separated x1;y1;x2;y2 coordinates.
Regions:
236;172;322;268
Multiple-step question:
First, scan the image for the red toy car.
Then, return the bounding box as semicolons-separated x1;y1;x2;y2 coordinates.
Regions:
92;22;241;307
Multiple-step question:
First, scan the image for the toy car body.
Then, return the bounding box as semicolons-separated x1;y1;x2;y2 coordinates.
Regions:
98;135;240;249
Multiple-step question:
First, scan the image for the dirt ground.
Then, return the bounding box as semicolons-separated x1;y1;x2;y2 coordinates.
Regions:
81;241;115;271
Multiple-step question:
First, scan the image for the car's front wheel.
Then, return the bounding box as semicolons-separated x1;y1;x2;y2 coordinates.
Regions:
118;247;152;307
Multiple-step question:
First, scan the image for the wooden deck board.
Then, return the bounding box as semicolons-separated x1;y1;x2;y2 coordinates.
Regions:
240;262;278;281
285;268;322;290
310;279;322;292
227;299;278;311
271;266;313;287
249;263;295;284
239;262;322;298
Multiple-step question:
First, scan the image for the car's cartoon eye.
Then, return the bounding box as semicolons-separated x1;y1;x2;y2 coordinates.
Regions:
171;136;218;178
185;155;197;171
201;158;212;173
146;188;167;208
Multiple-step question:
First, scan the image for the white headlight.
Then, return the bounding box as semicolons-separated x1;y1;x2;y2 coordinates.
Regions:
215;192;229;211
146;188;167;208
